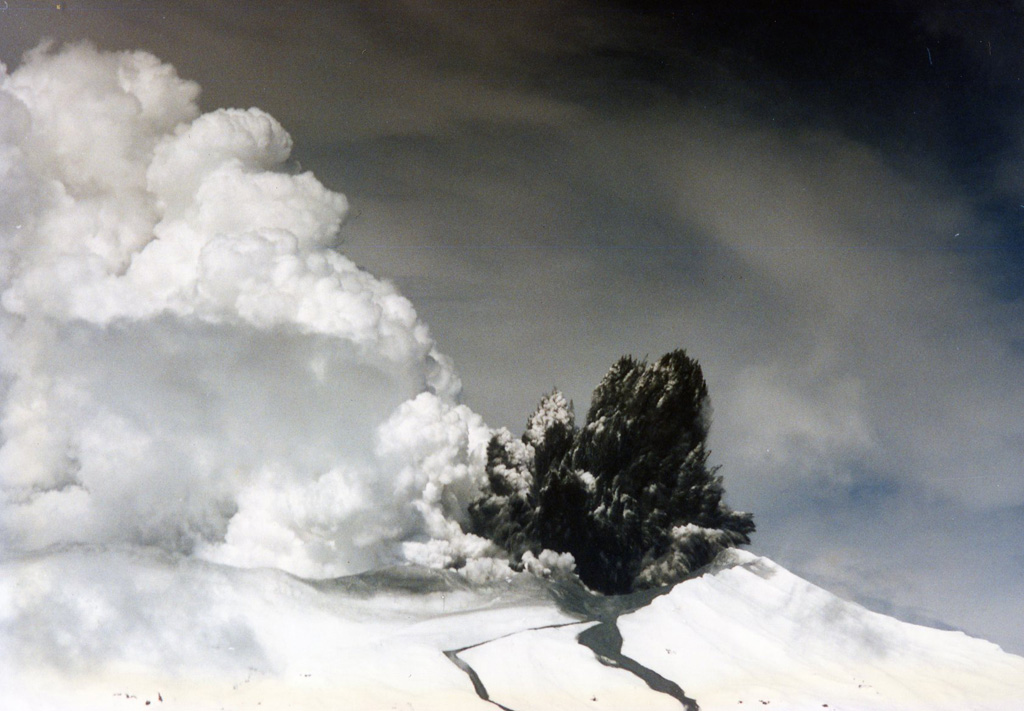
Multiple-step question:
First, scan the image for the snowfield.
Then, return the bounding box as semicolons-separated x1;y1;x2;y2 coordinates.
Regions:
619;551;1024;710
2;547;1022;711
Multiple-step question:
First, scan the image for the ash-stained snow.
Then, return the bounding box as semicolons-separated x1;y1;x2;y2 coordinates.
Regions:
459;623;681;711
0;547;571;711
2;546;1022;710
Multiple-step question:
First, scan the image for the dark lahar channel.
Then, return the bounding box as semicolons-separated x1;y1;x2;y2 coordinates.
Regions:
443;648;517;711
442;572;702;710
576;619;698;710
313;563;702;709
443;621;586;711
552;574;699;710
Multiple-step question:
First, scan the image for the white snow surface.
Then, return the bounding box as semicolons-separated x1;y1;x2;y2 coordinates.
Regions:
2;546;1022;711
620;549;1024;711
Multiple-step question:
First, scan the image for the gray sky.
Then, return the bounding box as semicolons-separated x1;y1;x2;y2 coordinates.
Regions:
3;0;1023;653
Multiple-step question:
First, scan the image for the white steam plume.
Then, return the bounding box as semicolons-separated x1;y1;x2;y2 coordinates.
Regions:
0;43;494;578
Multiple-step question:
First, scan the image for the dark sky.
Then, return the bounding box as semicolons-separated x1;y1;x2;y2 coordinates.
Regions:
3;0;1023;653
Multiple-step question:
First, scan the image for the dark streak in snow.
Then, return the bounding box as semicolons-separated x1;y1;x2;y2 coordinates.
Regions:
577;620;699;710
442;572;708;710
443;649;516;711
442;621;585;711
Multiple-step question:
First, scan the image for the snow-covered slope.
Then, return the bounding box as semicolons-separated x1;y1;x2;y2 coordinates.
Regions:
619;550;1024;710
2;547;1022;711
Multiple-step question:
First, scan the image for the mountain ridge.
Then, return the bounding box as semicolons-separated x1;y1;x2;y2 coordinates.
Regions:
1;546;1021;710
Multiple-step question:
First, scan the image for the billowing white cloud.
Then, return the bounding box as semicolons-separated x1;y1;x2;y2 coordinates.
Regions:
0;43;491;578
